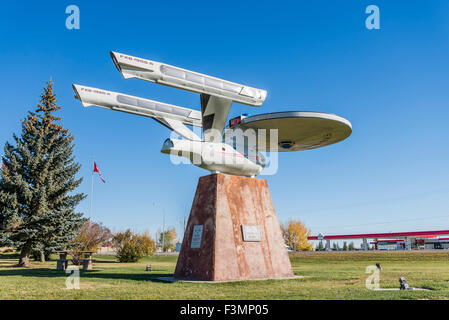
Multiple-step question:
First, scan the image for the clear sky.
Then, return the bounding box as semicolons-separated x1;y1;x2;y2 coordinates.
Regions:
1;1;449;245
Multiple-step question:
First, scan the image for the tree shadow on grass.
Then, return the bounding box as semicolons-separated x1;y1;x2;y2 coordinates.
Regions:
0;253;20;259
91;259;121;264
0;268;174;282
0;268;67;277
81;271;175;283
73;270;175;282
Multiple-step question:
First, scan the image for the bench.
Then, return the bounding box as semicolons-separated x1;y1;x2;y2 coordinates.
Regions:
57;258;96;271
55;251;95;271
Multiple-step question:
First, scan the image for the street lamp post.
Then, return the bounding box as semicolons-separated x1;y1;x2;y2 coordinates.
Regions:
153;202;166;253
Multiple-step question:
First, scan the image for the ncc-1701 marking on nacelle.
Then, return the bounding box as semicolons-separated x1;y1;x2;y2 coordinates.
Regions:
73;51;352;177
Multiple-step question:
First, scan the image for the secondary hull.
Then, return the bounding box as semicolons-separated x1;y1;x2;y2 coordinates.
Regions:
161;139;263;177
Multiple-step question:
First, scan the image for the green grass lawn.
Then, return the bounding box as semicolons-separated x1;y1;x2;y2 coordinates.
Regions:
1;251;449;300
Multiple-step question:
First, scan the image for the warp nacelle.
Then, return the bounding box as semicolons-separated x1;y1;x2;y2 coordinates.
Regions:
110;51;267;106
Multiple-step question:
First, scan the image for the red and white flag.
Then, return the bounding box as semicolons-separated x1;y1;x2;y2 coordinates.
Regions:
93;161;106;183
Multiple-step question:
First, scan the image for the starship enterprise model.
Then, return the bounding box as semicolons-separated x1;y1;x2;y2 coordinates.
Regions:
73;52;352;177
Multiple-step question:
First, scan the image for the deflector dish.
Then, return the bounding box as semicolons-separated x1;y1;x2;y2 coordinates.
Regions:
228;111;352;152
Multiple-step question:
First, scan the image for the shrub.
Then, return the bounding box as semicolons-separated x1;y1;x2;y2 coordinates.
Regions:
112;229;155;262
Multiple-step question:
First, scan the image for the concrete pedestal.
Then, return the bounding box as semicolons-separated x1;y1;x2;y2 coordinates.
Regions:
174;173;294;281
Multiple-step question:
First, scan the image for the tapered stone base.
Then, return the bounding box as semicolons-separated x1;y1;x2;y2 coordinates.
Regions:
174;173;293;281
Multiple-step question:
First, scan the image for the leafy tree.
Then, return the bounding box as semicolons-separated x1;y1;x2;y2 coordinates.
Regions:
113;229;155;262
332;243;338;251
0;81;86;266
70;220;112;263
157;227;177;252
281;219;313;251
343;241;348;251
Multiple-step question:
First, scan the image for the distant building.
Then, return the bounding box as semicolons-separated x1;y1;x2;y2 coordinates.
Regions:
309;230;449;251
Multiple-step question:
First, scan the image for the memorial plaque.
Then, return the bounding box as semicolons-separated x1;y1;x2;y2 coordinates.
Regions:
190;225;204;248
174;174;295;281
241;225;261;242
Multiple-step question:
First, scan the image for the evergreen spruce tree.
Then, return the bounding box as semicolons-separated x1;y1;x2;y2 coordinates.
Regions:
349;241;355;251
317;241;324;251
0;81;86;266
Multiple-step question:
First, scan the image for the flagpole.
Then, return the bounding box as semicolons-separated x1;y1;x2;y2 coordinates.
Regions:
89;158;94;220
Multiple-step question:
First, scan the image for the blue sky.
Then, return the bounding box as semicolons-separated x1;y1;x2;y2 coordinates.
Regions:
1;1;449;244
